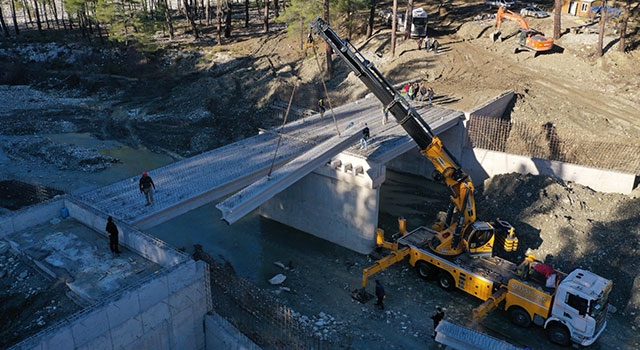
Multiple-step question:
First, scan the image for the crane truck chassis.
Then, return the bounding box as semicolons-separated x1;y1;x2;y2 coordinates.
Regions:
309;17;612;347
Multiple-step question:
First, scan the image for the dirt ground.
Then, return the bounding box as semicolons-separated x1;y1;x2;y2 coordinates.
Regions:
1;0;640;348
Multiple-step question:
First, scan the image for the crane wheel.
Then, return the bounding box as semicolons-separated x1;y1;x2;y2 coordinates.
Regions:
546;322;571;346
508;306;531;328
416;261;435;280
438;272;455;291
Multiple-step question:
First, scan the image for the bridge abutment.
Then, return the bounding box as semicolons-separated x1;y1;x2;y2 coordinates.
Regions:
260;154;385;254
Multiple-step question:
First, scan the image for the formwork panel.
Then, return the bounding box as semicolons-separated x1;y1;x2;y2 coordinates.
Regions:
138;275;170;312
167;261;198;293
171;306;202;349
110;315;145;349
70;310;110;347
41;326;74;350
140;301;171;332
107;290;141;328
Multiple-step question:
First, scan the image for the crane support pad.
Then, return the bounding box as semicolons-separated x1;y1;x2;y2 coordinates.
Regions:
435;320;525;350
472;288;508;320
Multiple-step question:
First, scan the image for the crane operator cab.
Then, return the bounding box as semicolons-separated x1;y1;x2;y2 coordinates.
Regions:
429;221;496;258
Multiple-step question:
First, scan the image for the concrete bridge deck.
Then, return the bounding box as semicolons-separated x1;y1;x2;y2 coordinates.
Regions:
76;95;463;230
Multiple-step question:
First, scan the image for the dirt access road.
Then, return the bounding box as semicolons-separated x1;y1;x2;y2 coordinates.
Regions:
1;0;639;348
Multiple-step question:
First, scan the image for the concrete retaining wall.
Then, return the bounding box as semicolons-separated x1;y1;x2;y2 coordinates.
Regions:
463;148;636;194
205;313;261;350
63;199;187;267
260;156;384;254
468;90;514;119
17;260;210;350
0;198;65;239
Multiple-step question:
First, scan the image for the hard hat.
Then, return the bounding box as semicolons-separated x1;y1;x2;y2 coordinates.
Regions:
142;171;148;176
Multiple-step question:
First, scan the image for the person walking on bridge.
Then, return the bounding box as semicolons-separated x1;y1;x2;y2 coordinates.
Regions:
360;123;370;149
139;171;156;206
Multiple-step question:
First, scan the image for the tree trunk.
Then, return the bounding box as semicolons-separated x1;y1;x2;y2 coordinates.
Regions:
323;0;333;78
404;0;413;40
47;0;61;29
183;0;200;39
274;0;279;17
617;0;631;52
10;0;19;35
217;0;222;44
41;0;50;29
0;7;10;37
244;0;249;27
596;0;606;57
224;3;232;37
392;0;398;56
206;0;211;25
33;0;43;33
21;0;32;29
164;0;175;39
367;0;377;39
553;0;562;39
263;0;269;32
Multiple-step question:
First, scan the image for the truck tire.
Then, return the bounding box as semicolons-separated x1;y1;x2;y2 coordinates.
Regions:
546;322;571;347
508;306;531;328
416;261;435;280
438;272;455;291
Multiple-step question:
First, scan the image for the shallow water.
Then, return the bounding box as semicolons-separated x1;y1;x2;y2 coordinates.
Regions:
146;169;446;287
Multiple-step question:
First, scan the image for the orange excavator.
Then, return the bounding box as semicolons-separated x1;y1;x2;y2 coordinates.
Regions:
492;5;554;53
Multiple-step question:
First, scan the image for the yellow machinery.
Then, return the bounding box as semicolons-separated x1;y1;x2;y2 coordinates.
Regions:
310;18;612;347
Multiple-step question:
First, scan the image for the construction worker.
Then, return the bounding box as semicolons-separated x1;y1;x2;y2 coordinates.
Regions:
360;123;370;149
375;280;385;309
139;171;156;206
382;107;389;125
318;98;325;117
431;306;445;338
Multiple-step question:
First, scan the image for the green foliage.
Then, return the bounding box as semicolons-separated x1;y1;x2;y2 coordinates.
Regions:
334;0;367;36
275;0;323;41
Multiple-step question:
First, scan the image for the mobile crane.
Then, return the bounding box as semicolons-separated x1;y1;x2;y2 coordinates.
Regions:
492;5;554;53
309;17;612;347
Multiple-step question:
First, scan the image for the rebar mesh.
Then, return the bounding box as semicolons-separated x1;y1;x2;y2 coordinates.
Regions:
193;245;335;350
467;115;640;174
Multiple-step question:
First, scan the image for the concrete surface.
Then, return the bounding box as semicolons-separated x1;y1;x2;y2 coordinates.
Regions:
3;198;211;350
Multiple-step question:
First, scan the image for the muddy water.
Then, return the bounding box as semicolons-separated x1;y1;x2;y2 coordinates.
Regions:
42;133;176;191
146;169;444;287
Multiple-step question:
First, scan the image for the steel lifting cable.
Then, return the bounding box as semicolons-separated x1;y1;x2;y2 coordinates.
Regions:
311;38;341;137
267;84;297;179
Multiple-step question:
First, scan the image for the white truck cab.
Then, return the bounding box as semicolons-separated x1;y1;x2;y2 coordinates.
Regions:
400;8;428;38
546;269;612;346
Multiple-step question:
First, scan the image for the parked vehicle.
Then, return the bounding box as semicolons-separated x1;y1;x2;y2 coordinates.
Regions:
520;5;549;18
399;7;429;38
486;0;516;9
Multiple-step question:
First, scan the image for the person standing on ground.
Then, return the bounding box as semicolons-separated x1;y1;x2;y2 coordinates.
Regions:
139;171;156;206
424;36;431;52
427;87;435;105
106;216;121;254
431;306;445;338
432;39;440;54
318;98;326;117
375;280;386;310
419;83;427;102
382;107;389;125
360;123;370;149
